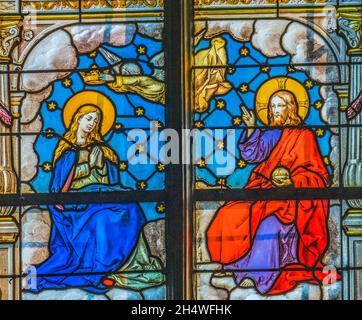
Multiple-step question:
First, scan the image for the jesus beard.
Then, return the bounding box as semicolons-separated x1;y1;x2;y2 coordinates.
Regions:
270;112;289;126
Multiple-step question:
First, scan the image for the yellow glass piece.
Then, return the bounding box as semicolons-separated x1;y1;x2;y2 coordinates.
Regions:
194;37;232;113
255;77;310;125
63;91;116;135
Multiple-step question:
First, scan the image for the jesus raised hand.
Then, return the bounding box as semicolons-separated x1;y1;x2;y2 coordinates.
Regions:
241;106;256;138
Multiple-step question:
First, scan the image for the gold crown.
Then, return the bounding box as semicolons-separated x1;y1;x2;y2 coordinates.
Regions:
79;65;103;85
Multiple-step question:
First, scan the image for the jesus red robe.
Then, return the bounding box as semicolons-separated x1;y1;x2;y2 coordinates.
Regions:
207;128;339;295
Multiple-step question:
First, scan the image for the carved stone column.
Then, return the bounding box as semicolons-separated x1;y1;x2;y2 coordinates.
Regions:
338;7;362;300
0;15;22;300
339;8;362;204
0;16;22;206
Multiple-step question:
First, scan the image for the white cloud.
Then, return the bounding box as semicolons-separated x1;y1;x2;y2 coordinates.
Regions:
204;20;254;42
22;30;78;92
138;23;163;40
21;116;42;182
281;22;338;83
21;87;52;123
252;20;290;57
320;85;339;125
66;24;136;53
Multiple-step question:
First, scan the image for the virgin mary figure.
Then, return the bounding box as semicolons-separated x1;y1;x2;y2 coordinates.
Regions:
27;91;164;294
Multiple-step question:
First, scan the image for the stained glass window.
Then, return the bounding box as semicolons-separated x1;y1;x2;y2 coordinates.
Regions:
0;0;167;300
1;0;362;301
189;0;362;300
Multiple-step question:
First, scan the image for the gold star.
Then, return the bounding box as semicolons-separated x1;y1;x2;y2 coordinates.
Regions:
44;128;55;138
137;181;147;190
156;203;166;213
135;107;145;117
62;78;72;87
237;159;247;168
88;51;97;58
42;162;52;172
240;47;249;57
47;101;57;111
136;144;146;153
288;65;295;73
232;117;242;126
305;80;314;89
227;66;236;74
119;162;128;171
216;140;224;150
261;65;270;73
195;121;204;128
323;157;330;165
155;121;163;129
217;178;226;186
157;163;165;172
197;159;206;168
216;100;225;109
115;123;123;130
137;45;147;55
240;83;249;93
316;128;325;137
315;100;322;110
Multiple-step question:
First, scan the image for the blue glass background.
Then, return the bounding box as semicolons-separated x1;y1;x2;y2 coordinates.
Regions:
31;31;165;195
194;34;334;189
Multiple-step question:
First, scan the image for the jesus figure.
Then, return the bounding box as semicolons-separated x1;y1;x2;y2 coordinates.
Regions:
207;90;338;295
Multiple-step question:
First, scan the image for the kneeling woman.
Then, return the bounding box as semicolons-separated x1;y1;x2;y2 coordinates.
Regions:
27;99;164;293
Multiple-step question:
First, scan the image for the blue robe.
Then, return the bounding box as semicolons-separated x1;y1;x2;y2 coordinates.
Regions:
28;150;146;293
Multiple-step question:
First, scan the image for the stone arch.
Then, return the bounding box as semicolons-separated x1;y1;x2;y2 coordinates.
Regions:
280;14;348;83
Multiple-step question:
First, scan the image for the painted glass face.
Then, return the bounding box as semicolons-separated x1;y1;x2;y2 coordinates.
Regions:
270;96;289;124
78;111;99;134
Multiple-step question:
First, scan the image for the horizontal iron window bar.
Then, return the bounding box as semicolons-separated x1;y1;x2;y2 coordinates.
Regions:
0;269;167;279
18;10;164;17
188;124;354;129
0;187;360;206
2;61;360;75
2;125;362;137
193;187;362;201
0;265;361;279
0;190;166;206
191;62;362;69
193;3;361;11
191;266;362;273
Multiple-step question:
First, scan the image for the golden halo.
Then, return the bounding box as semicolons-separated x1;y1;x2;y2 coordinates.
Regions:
63;91;116;136
255;77;310;125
